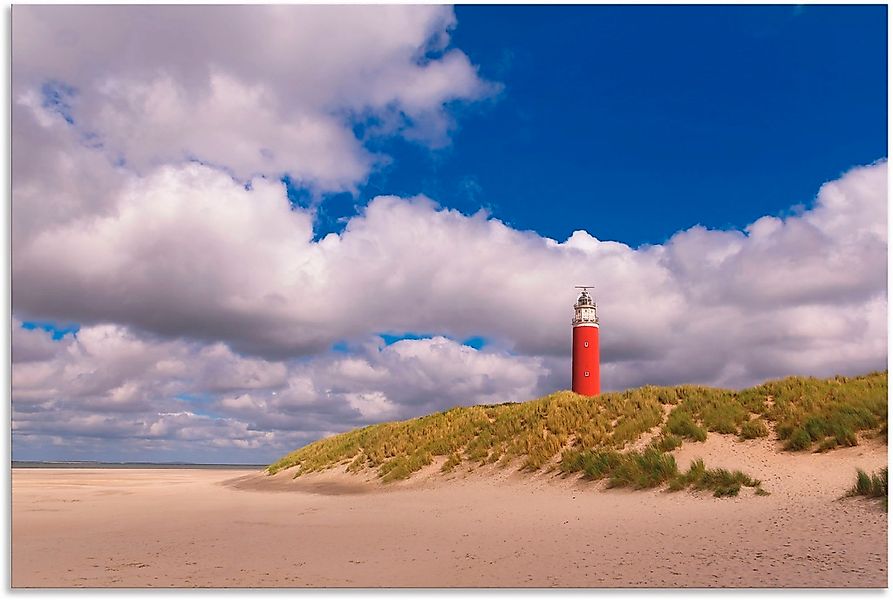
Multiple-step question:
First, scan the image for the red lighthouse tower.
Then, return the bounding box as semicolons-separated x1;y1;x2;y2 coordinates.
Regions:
572;286;600;395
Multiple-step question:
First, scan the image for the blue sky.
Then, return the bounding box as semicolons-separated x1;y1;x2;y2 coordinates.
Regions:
316;4;887;246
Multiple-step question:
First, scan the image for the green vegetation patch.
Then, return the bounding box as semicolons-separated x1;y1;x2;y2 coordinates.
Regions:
660;371;886;452
665;410;707;442
847;467;888;510
607;447;679;489
653;433;683;452
378;452;433;483
669;458;765;497
740;419;769;440
560;447;676;489
559;448;623;480
561;449;764;497
441;452;462;473
664;385;753;438
765;372;887;452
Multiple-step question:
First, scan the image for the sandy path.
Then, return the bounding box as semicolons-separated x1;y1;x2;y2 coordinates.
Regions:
12;436;887;588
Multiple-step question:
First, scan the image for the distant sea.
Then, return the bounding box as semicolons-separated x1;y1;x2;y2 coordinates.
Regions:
12;461;266;470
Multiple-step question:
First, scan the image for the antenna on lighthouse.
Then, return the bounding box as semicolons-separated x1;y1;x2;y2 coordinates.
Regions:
574;285;595;305
574;285;594;302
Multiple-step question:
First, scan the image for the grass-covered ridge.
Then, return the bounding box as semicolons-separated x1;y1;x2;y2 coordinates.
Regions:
268;371;887;485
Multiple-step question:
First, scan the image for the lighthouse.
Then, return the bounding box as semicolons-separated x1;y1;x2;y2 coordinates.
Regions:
572;286;600;395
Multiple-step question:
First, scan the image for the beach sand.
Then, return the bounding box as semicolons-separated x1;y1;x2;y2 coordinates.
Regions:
12;434;887;588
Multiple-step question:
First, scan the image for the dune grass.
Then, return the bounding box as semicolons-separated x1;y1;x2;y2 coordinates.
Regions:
653;433;683;452
559;446;678;489
665;410;708;442
847;467;888;510
668;458;766;497
740;419;769;440
606;447;679;489
441;452;462;473
268;371;887;485
759;373;886;451
658;371;887;451
559;449;765;497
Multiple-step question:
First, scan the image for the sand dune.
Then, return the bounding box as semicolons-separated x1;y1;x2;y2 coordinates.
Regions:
12;434;887;588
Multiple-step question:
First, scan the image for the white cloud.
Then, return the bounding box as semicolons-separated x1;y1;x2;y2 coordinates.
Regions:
14;159;886;388
13;5;496;190
12;326;546;462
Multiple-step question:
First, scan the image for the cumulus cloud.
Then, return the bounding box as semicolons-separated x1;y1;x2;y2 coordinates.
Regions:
12;5;496;190
12;325;546;462
13;157;887;382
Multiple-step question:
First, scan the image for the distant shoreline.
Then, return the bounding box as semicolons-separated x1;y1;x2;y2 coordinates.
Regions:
11;461;266;470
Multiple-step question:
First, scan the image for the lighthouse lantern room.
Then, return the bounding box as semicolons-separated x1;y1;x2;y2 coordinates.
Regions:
572;286;600;396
